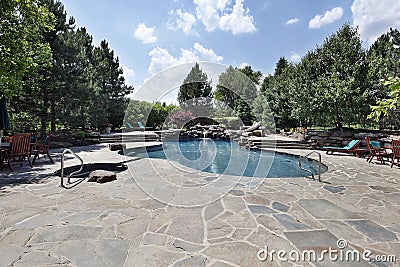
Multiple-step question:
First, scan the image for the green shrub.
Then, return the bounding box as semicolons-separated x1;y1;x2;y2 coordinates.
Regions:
74;130;86;140
213;117;242;129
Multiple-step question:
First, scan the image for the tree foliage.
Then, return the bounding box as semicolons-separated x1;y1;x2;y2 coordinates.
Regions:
178;63;213;111
262;24;399;130
369;77;400;122
0;0;54;98
124;101;177;130
215;65;258;125
1;0;133;132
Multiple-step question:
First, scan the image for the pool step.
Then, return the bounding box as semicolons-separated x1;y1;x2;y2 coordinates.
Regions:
245;139;313;150
99;133;159;143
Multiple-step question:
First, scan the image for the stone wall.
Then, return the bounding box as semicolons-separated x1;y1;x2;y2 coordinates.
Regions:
185;124;230;139
308;130;394;148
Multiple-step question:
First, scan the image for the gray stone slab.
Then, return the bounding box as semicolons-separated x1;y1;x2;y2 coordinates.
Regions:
53;239;130;267
166;209;204;244
345;220;397;242
13;249;69;267
204;199;224;221
117;213;151;240
0;245;26;267
173;255;207;267
60;211;103;223
284;230;369;267
125;246;184;267
225;210;257;228
273;214;312;230
29;225;103;243
369;186;398;193
272;201;290;212
248;204;276;214
298;199;361;219
323;185;346;194
285;230;337;249
171;239;205;252
207;218;234;239
0;229;34;245
138;198;166;210
142;232;168;246
229;189;245;196
204;241;265;267
209;261;236;267
223;196;246;212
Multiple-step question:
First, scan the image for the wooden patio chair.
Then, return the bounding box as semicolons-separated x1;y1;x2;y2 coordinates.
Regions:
31;135;54;165
365;136;391;164
391;140;400;168
4;133;32;171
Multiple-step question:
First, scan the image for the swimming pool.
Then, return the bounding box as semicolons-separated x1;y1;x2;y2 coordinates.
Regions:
127;139;327;178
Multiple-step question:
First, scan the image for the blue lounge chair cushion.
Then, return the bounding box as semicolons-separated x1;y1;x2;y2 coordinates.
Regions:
323;140;360;150
370;141;381;148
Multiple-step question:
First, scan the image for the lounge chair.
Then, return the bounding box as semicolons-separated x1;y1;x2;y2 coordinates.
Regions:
390;140;400;168
365;136;391;164
323;139;361;155
137;121;152;131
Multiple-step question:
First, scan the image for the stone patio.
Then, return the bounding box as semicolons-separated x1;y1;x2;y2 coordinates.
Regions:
0;137;399;266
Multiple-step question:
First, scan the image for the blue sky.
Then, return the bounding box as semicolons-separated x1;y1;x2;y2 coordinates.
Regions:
62;0;400;97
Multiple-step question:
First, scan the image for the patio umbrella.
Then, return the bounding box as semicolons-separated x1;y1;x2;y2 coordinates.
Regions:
0;97;11;136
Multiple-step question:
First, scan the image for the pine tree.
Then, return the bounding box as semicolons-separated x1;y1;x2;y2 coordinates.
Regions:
178;62;213;116
274;57;288;76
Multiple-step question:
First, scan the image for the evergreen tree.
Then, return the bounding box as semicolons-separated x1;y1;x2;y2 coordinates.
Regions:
91;40;133;129
260;75;273;94
234;98;254;125
178;62;213;114
318;24;367;128
274;57;288;76
216;65;258;125
240;65;262;85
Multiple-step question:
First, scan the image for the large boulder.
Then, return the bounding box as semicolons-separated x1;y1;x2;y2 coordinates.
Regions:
88;170;117;183
109;143;126;151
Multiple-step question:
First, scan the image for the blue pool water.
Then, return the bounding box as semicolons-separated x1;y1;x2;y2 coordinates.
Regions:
129;139;327;178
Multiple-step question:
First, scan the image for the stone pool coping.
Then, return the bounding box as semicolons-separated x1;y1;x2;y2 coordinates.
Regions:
0;139;399;266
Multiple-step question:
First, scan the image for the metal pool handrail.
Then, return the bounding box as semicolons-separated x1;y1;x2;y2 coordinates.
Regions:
60;149;84;188
298;151;322;182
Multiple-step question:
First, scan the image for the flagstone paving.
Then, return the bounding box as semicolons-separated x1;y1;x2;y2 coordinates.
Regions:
0;141;399;266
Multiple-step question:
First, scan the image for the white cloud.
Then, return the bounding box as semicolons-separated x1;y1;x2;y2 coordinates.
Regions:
352;0;400;44
194;0;256;34
134;23;157;44
239;62;249;69
309;7;343;29
168;9;198;36
290;53;301;62
262;2;268;11
285;18;299;25
148;43;223;74
148;48;177;74
121;64;135;79
193;43;223;61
